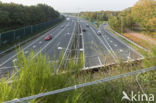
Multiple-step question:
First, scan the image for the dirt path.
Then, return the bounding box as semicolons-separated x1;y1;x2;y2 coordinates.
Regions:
124;29;156;46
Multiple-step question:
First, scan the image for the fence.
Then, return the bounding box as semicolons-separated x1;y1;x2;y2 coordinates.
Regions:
0;16;65;47
3;66;156;103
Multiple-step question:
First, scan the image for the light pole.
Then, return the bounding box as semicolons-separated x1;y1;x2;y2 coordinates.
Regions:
121;16;123;34
120;14;125;34
97;12;99;20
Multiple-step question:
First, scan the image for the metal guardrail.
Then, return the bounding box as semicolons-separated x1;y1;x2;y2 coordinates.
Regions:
4;66;156;103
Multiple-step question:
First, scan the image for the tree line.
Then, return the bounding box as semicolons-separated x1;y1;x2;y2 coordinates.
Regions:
81;0;156;33
109;0;156;33
0;1;60;32
81;11;119;22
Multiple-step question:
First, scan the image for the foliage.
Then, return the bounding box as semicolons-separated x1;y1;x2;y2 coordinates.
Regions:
81;11;119;21
0;2;59;32
109;0;156;33
0;48;155;102
81;0;156;33
0;50;83;102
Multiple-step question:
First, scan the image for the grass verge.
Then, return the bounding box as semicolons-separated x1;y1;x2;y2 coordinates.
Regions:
0;47;155;103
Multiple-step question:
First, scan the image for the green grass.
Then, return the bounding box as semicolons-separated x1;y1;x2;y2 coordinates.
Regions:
0;46;156;103
0;50;84;102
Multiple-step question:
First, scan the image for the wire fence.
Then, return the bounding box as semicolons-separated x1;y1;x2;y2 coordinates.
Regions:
0;16;64;47
3;66;156;103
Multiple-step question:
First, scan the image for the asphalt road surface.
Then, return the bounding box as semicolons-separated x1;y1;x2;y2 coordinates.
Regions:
0;16;144;76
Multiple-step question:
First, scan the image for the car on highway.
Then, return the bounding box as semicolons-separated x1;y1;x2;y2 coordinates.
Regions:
44;35;52;41
82;29;86;32
97;31;101;36
66;18;70;20
86;24;89;27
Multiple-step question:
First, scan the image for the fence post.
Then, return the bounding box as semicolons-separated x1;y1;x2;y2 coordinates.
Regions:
24;27;26;36
31;25;33;34
14;30;16;41
0;33;1;41
0;33;1;47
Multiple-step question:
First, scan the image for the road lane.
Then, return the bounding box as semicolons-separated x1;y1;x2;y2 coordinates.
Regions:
0;19;72;75
100;24;144;61
80;21;115;68
0;20;68;67
42;21;75;61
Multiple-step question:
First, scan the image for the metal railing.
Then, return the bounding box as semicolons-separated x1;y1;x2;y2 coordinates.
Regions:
4;66;156;103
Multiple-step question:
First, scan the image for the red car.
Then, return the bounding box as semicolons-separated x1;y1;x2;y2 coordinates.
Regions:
45;35;52;41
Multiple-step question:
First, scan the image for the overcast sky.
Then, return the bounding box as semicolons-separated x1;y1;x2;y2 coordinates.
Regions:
1;0;138;13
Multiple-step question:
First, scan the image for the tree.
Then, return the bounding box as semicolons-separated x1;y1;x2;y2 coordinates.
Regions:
0;1;60;31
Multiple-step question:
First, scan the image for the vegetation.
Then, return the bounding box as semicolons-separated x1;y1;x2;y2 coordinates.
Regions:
108;0;156;34
81;11;119;21
0;1;59;32
0;46;155;102
80;11;119;27
81;0;156;34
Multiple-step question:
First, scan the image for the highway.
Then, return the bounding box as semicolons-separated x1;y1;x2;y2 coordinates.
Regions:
100;24;144;61
80;21;116;68
0;16;144;77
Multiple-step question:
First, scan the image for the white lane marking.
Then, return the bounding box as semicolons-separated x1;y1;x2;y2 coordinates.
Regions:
0;21;67;67
110;28;148;52
13;59;17;62
33;22;70;58
67;32;70;35
114;44;117;47
79;49;84;52
98;56;102;66
33;45;36;49
90;27;117;62
58;47;63;50
127;50;131;60
25;51;29;54
101;34;118;60
57;22;76;72
80;25;86;69
0;66;18;70
105;30;144;59
127;56;131;59
119;49;123;52
110;40;113;43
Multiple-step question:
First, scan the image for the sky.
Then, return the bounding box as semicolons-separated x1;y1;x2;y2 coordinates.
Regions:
1;0;138;13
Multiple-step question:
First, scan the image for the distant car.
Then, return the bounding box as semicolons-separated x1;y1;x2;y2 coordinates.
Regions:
86;24;89;27
66;18;70;20
97;31;101;35
82;29;86;32
45;35;52;41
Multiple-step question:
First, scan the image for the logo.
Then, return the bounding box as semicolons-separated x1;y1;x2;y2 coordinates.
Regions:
122;91;155;102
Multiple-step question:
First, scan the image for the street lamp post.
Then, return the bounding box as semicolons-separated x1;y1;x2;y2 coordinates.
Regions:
120;14;125;34
121;16;123;34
